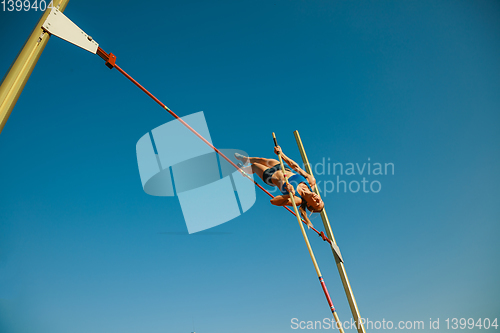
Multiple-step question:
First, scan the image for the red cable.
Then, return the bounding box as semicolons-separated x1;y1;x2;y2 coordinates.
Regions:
98;46;344;326
97;47;332;245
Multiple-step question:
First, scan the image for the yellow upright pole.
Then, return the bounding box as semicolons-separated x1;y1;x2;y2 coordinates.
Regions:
0;0;71;135
294;130;366;333
273;132;344;333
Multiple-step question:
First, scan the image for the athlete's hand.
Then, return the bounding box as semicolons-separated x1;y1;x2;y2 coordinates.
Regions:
286;183;295;195
274;146;282;155
308;176;317;191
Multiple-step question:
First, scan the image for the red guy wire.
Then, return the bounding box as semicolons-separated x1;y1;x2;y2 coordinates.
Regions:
96;47;332;245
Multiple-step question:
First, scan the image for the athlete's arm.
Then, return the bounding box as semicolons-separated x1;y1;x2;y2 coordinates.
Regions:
274;146;317;190
270;195;302;207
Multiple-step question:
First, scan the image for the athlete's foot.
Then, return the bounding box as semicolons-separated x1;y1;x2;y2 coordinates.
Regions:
234;153;249;165
236;163;252;176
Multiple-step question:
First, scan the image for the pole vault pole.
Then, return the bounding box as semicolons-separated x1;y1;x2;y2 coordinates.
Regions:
1;8;355;324
1;6;360;329
294;130;366;333
273;132;344;333
0;0;71;134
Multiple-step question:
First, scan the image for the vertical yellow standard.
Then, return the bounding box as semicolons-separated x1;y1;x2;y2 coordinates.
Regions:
0;0;71;134
294;130;366;333
273;132;344;333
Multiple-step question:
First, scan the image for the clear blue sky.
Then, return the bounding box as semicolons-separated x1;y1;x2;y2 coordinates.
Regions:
1;1;499;332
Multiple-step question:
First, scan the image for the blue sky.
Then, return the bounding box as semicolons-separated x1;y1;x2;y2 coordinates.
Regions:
1;0;499;332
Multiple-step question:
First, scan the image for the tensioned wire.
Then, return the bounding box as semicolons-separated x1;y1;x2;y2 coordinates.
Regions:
96;47;335;247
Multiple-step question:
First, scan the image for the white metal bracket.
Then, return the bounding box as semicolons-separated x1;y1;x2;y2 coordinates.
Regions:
42;7;99;54
331;242;344;263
